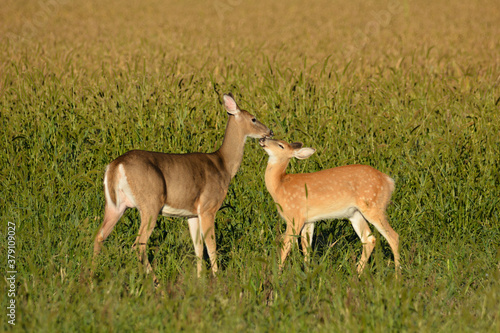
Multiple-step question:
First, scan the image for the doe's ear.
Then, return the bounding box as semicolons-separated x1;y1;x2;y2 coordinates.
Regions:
290;142;303;149
223;93;240;115
293;147;316;160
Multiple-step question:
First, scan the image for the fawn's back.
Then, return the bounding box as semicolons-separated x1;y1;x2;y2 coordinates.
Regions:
272;164;395;223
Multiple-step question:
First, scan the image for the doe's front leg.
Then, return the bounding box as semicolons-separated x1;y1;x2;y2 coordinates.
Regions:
188;217;204;277
200;210;218;276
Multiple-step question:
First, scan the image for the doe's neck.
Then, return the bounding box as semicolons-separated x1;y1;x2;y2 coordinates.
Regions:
216;116;247;178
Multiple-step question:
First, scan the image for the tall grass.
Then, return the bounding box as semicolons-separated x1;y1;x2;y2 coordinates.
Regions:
1;0;499;331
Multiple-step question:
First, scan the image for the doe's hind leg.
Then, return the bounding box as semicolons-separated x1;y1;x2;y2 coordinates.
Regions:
132;209;161;285
92;203;127;282
94;203;126;258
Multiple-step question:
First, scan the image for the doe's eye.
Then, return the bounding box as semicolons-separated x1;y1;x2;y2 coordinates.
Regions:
252;118;256;123
278;144;284;149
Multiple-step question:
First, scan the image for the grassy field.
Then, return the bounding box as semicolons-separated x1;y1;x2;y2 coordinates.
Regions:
1;0;499;331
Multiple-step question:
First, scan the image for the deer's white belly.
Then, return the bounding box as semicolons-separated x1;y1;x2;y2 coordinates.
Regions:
307;206;358;223
161;205;196;218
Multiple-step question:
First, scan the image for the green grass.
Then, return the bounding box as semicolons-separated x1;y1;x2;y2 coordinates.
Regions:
1;0;499;331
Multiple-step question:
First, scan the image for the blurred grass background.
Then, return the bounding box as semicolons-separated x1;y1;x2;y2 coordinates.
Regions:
1;0;499;331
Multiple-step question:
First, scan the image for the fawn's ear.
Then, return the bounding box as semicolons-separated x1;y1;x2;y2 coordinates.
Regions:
223;93;240;115
293;147;316;160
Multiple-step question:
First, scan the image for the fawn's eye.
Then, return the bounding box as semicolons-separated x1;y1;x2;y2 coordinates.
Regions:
278;144;284;149
252;118;256;123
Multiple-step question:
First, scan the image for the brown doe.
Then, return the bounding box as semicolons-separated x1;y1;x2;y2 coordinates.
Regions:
259;138;400;274
93;94;273;284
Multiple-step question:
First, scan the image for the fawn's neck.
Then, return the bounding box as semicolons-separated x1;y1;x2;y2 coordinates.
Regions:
264;159;289;198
